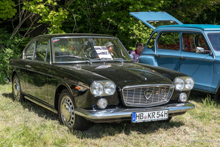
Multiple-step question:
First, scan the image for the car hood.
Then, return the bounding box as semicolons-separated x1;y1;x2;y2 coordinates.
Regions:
61;62;173;88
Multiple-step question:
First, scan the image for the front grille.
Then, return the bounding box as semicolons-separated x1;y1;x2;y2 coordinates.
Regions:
122;84;174;107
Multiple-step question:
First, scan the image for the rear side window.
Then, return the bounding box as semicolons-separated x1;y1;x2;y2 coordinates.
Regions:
34;39;50;62
147;33;157;48
157;32;180;50
182;33;210;53
24;42;35;60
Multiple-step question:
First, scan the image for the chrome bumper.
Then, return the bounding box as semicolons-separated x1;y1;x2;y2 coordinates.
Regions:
75;102;195;123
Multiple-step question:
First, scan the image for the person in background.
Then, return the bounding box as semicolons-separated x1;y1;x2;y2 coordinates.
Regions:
105;42;117;56
130;42;144;62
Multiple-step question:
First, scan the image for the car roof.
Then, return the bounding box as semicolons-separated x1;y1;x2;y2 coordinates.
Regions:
35;33;115;39
158;24;220;31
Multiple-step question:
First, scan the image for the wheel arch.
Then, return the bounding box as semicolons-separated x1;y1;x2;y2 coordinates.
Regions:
11;70;17;79
54;83;75;111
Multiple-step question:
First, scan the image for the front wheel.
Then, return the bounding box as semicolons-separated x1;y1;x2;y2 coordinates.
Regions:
58;89;91;131
12;74;24;102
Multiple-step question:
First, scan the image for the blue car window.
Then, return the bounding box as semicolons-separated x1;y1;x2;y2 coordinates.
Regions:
158;32;179;50
182;33;209;54
208;33;220;51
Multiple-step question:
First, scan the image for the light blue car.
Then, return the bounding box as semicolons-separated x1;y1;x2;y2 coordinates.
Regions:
130;11;220;100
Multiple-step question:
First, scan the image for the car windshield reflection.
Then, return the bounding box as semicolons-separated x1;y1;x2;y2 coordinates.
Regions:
52;37;131;63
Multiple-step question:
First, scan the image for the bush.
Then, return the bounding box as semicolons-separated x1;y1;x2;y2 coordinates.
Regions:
0;29;30;84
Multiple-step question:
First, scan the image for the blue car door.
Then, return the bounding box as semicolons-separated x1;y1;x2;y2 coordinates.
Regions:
179;32;214;92
155;31;181;71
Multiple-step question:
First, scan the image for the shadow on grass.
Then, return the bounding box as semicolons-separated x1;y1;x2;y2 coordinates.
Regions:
189;91;220;105
189;91;208;103
74;120;184;139
2;92;57;121
2;93;13;100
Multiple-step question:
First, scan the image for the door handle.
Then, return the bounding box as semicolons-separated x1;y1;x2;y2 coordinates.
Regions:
180;56;185;60
25;65;31;68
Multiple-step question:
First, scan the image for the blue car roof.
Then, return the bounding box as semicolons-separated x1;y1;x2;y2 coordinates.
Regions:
158;24;220;31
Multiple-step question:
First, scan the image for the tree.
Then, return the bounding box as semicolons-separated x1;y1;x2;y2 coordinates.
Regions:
162;0;220;24
0;0;17;23
62;0;170;50
23;0;69;34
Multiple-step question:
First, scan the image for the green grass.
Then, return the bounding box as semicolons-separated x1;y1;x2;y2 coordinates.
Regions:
0;84;220;147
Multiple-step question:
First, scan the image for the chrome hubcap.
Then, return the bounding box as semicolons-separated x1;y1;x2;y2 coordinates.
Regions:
13;77;20;101
60;96;75;128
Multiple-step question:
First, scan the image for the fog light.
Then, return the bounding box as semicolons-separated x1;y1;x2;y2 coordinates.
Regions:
97;98;108;109
179;93;187;102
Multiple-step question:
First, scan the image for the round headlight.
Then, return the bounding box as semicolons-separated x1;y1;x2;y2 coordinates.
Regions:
179;93;187;102
104;81;116;95
185;78;194;90
97;98;108;109
91;82;103;96
174;78;184;91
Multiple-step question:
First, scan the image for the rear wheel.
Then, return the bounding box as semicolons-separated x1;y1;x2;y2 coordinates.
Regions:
58;89;91;131
12;74;24;102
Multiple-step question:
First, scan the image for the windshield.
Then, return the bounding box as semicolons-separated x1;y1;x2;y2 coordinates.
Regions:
52;37;131;63
207;33;220;51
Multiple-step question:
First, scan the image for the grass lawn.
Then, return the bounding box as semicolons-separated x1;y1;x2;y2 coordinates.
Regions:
0;83;219;147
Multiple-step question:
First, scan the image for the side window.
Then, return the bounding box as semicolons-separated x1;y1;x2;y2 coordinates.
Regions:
34;39;50;62
182;33;210;54
147;33;157;48
24;42;35;60
158;32;180;50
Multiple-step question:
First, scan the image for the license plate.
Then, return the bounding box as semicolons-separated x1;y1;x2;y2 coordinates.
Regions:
132;110;169;123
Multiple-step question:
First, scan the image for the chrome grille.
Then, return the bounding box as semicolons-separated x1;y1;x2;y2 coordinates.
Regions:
122;84;174;107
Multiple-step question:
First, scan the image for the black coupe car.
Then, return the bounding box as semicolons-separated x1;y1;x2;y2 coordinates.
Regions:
9;33;195;130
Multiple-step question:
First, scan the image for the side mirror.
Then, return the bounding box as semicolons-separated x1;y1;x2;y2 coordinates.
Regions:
196;47;205;53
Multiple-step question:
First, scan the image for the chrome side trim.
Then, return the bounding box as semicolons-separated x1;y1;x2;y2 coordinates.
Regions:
24;96;58;114
74;102;195;122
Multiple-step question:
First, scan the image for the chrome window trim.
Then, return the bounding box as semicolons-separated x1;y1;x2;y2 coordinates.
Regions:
51;36;118;39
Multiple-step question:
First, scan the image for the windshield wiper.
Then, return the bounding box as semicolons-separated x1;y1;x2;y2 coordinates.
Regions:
113;58;124;63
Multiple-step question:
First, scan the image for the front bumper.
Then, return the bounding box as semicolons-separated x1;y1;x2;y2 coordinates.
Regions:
75;102;195;123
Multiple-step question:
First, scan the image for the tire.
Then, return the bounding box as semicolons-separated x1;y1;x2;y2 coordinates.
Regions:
12;74;24;102
58;89;91;131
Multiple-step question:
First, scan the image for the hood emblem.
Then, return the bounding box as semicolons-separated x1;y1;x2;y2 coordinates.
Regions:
144;90;153;100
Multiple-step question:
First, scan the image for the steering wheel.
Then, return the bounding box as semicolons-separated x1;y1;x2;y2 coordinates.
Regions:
89;50;98;58
109;50;117;56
